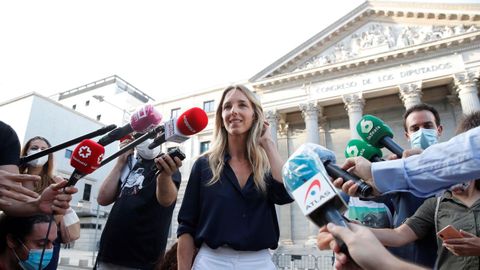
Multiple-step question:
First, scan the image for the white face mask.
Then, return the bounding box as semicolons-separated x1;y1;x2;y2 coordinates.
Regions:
26;149;49;167
135;139;160;160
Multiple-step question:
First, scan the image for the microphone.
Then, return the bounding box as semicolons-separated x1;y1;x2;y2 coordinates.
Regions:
99;125;163;167
356;115;404;157
148;107;208;149
67;139;105;186
97;104;163;146
344;139;384;162
311;144;373;198
282;143;350;254
19;124;116;165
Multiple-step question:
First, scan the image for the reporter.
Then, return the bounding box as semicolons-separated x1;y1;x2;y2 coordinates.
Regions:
0;121;77;216
0;213;58;270
20;136;81;269
322;223;426;270
337;125;480;197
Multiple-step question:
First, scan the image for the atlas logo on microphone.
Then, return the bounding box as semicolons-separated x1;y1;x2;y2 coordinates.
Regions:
291;172;336;215
303;179;332;212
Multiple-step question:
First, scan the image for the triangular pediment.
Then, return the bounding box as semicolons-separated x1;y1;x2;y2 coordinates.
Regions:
250;1;480;82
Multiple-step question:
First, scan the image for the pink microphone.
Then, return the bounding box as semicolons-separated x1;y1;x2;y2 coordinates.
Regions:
97;104;163;146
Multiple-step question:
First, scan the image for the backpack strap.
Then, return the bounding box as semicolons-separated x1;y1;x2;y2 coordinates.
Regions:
434;196;441;234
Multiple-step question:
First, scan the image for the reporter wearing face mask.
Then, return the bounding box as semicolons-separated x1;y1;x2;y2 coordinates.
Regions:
96;134;182;270
20;136;81;270
386;104;443;268
346;104;443;268
0;214;57;270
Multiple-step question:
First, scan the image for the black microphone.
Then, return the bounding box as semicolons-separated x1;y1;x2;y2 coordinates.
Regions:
19;124;116;165
312;144;373;198
99;125;163;168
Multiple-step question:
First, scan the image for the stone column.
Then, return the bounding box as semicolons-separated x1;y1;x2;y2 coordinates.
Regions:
399;81;423;109
454;71;480;114
264;110;280;147
299;100;320;144
342;93;365;139
299;100;321;245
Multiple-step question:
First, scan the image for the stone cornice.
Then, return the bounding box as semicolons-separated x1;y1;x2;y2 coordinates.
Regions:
252;31;480;89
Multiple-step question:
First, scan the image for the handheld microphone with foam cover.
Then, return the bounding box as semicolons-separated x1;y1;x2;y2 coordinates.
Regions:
356;115;404;157
148;107;208;149
311;144;373;198
68;139;105;186
282;143;350;254
97;104;162;146
344;139;384;162
19;124;116;165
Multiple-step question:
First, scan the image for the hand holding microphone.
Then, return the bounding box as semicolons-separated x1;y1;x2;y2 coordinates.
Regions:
282;144;350;256
356;115;404;157
311;144;373;198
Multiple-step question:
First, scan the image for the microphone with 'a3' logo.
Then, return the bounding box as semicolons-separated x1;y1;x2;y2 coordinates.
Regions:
282;144;350;254
68;139;105;186
148;107;208;149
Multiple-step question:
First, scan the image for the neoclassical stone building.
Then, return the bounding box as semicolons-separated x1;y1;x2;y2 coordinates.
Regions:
155;0;480;258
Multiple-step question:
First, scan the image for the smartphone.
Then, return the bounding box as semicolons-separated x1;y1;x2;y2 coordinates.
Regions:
165;147;186;161
437;225;463;240
152;147;186;172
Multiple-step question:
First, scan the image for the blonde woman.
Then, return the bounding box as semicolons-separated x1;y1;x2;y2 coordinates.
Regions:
20;136;80;270
177;85;293;270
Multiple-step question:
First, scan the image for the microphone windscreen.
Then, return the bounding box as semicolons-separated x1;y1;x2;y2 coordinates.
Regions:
344;139;383;160
70;139;105;174
130;104;163;133
356;115;394;147
176;107;208;136
310;144;337;164
282;143;329;193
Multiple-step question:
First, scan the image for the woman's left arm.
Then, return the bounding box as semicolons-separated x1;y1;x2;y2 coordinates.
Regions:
56;208;81;243
259;121;284;183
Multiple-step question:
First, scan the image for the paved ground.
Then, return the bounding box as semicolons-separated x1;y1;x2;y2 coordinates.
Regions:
58;249;97;269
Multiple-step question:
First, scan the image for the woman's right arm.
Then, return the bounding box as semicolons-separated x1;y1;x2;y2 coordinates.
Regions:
370;224;418;247
178;233;196;270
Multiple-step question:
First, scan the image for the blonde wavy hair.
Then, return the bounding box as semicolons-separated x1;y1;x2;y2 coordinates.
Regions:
204;84;270;193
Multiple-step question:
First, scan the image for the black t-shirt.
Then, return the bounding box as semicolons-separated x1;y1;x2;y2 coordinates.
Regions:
0;121;20;166
98;157;181;270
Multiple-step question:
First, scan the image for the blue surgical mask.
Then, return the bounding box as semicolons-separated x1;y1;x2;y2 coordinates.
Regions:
13;242;53;270
409;128;438;149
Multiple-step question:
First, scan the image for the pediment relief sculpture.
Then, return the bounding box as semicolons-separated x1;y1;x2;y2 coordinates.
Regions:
294;23;478;72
